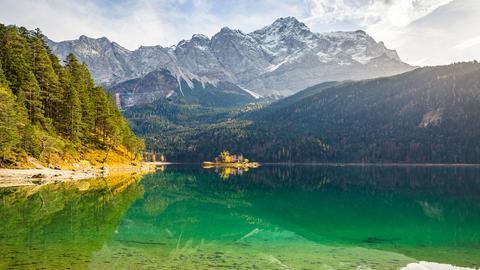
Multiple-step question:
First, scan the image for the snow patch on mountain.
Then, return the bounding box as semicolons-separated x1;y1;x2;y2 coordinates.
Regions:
47;16;413;101
238;86;263;99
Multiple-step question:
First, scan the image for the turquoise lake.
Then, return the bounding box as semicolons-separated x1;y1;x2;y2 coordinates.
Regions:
1;164;480;269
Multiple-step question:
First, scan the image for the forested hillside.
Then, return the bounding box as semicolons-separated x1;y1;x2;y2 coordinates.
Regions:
249;62;480;163
0;24;144;167
127;62;480;163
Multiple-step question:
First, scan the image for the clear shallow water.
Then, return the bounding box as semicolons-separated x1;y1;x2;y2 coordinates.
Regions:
1;165;480;269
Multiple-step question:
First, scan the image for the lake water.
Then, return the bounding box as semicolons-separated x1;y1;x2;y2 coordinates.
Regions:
1;164;480;269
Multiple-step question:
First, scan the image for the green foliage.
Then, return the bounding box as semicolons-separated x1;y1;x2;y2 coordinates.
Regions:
0;26;44;124
64;53;83;142
29;28;63;121
0;24;143;165
124;97;328;162
0;85;25;162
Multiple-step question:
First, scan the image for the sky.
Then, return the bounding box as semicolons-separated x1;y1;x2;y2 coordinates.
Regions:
0;0;479;66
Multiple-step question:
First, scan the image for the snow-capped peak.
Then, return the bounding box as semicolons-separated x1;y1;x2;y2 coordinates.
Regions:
48;16;413;100
217;27;236;35
270;16;310;32
176;34;210;50
191;34;210;42
251;16;312;40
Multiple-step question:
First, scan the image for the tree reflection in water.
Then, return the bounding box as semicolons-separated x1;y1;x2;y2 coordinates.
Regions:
0;173;144;269
202;165;258;179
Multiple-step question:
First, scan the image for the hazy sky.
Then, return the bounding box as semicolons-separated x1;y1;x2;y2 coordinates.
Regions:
1;0;479;66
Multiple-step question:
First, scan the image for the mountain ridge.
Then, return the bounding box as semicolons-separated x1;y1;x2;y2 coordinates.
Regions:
108;68;258;108
47;16;414;102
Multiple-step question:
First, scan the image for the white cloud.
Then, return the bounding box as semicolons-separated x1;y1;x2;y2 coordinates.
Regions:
0;0;303;50
302;0;480;66
376;0;480;65
304;0;453;27
0;0;478;65
0;0;178;49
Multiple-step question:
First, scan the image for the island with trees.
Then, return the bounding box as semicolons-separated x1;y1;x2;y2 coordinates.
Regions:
202;151;260;169
202;151;260;179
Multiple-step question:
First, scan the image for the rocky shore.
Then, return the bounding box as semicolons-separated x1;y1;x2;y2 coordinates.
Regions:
0;165;156;188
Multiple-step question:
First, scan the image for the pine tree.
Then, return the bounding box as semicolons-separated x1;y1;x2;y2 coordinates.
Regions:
0;57;6;85
0;86;21;160
49;51;69;133
0;62;27;162
64;53;83;143
93;86;108;140
29;28;63;122
79;63;95;136
0;27;44;124
0;24;143;166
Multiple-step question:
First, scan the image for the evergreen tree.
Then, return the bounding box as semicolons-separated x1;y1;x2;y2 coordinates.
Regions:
0;24;143;166
93;86;108;140
0;27;44;124
29;28;63;122
78;63;95;136
49;51;70;133
64;53;82;143
0;86;20;160
0;57;6;85
0;83;27;162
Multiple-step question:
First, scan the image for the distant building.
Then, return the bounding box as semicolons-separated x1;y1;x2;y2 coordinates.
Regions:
114;92;121;109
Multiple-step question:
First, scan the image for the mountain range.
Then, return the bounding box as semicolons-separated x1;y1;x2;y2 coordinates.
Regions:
46;17;413;106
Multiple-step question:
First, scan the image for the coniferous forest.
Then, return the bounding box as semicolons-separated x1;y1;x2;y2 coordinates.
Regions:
0;24;143;167
125;62;480;163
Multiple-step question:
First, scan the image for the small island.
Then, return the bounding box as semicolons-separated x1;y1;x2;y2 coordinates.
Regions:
202;151;260;179
202;151;260;169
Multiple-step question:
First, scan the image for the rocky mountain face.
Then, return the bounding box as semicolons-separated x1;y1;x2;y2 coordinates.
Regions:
47;16;414;104
108;69;257;108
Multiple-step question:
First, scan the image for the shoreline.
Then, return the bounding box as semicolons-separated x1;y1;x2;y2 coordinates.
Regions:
3;161;480;188
242;162;480;167
143;162;173;165
158;161;480;168
0;164;157;188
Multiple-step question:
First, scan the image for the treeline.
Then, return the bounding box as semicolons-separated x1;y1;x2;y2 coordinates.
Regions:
125;98;329;162
0;24;143;166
